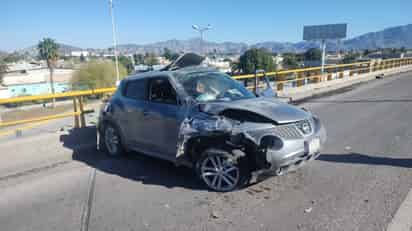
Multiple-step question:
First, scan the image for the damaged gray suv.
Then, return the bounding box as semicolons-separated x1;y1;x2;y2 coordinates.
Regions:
97;54;326;192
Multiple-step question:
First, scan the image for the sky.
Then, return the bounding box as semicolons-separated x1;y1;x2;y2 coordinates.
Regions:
1;0;411;52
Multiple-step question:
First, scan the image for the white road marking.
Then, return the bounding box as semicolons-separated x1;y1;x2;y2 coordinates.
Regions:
387;188;412;231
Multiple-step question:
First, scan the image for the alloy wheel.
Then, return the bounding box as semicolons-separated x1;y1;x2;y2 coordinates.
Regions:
104;125;120;156
200;154;240;192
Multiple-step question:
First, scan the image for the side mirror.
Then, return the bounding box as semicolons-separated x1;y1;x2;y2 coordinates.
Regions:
255;70;277;98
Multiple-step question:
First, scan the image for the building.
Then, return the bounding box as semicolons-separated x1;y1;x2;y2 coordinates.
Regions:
134;64;150;73
6;61;44;72
71;51;89;57
0;86;10;99
1;68;75;98
273;55;284;69
404;51;412;58
157;56;171;66
203;57;231;73
367;51;405;60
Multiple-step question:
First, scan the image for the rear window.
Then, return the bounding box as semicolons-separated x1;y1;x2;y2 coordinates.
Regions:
123;79;147;100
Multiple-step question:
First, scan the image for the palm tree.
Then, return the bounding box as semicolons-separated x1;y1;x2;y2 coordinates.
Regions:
38;38;59;107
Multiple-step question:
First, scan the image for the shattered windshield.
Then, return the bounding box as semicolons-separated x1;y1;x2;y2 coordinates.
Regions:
174;71;256;102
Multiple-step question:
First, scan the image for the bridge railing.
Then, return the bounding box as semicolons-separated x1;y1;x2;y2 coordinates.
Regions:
0;57;411;129
234;57;412;91
0;88;115;128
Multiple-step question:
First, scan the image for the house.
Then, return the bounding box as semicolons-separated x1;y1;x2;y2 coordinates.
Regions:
1;68;75;97
71;51;89;57
203;57;231;73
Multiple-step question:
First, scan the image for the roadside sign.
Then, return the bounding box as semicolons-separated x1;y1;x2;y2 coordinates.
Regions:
303;23;347;74
303;24;347;41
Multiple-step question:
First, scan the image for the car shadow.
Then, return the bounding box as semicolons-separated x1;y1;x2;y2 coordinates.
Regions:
60;126;204;191
318;153;412;168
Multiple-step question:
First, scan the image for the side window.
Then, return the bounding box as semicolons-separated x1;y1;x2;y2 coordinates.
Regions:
124;79;147;101
149;78;177;105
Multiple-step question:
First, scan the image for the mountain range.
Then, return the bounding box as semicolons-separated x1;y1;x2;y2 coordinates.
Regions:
248;24;412;53
16;24;412;56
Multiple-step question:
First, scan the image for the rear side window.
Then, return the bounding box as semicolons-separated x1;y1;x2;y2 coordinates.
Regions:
124;79;146;100
149;78;177;105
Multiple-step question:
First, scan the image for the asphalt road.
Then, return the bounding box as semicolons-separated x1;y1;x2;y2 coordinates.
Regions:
1;72;412;231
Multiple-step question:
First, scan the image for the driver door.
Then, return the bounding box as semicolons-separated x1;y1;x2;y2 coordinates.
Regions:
139;77;182;161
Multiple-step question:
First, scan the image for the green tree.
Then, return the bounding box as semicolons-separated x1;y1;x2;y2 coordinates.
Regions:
363;49;371;57
71;60;127;90
133;53;144;64
80;53;86;62
3;53;22;63
144;53;159;66
38;38;59;107
163;48;180;61
304;48;322;61
0;61;8;85
116;56;134;74
238;48;277;74
342;52;359;64
282;54;300;69
230;61;241;73
163;48;172;60
169;52;180;61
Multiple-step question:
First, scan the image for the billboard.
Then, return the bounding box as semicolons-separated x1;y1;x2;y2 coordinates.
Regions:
303;23;347;41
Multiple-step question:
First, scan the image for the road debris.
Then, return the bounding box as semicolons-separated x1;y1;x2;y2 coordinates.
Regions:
304;207;313;213
250;188;264;193
210;210;221;219
262;186;271;191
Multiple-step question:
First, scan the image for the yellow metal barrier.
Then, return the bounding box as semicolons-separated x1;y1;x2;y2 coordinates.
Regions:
0;88;116;129
0;87;116;104
235;58;412;91
0;58;411;129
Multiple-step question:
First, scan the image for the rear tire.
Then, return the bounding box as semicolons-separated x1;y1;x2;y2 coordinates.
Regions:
195;149;250;192
102;123;124;157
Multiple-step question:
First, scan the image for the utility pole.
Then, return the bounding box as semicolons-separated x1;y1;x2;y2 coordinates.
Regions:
320;39;326;74
109;0;120;83
192;24;212;55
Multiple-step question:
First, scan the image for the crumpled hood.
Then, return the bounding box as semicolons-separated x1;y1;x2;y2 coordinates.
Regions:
200;97;311;124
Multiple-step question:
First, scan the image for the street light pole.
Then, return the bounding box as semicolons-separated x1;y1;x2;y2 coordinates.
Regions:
192;24;212;55
320;39;326;74
109;0;120;83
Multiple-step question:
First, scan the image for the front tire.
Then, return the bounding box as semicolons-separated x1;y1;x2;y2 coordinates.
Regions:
102;123;123;157
196;149;248;192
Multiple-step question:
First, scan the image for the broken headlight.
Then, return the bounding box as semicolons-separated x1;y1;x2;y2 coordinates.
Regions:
296;119;312;135
260;135;283;150
191;117;233;132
